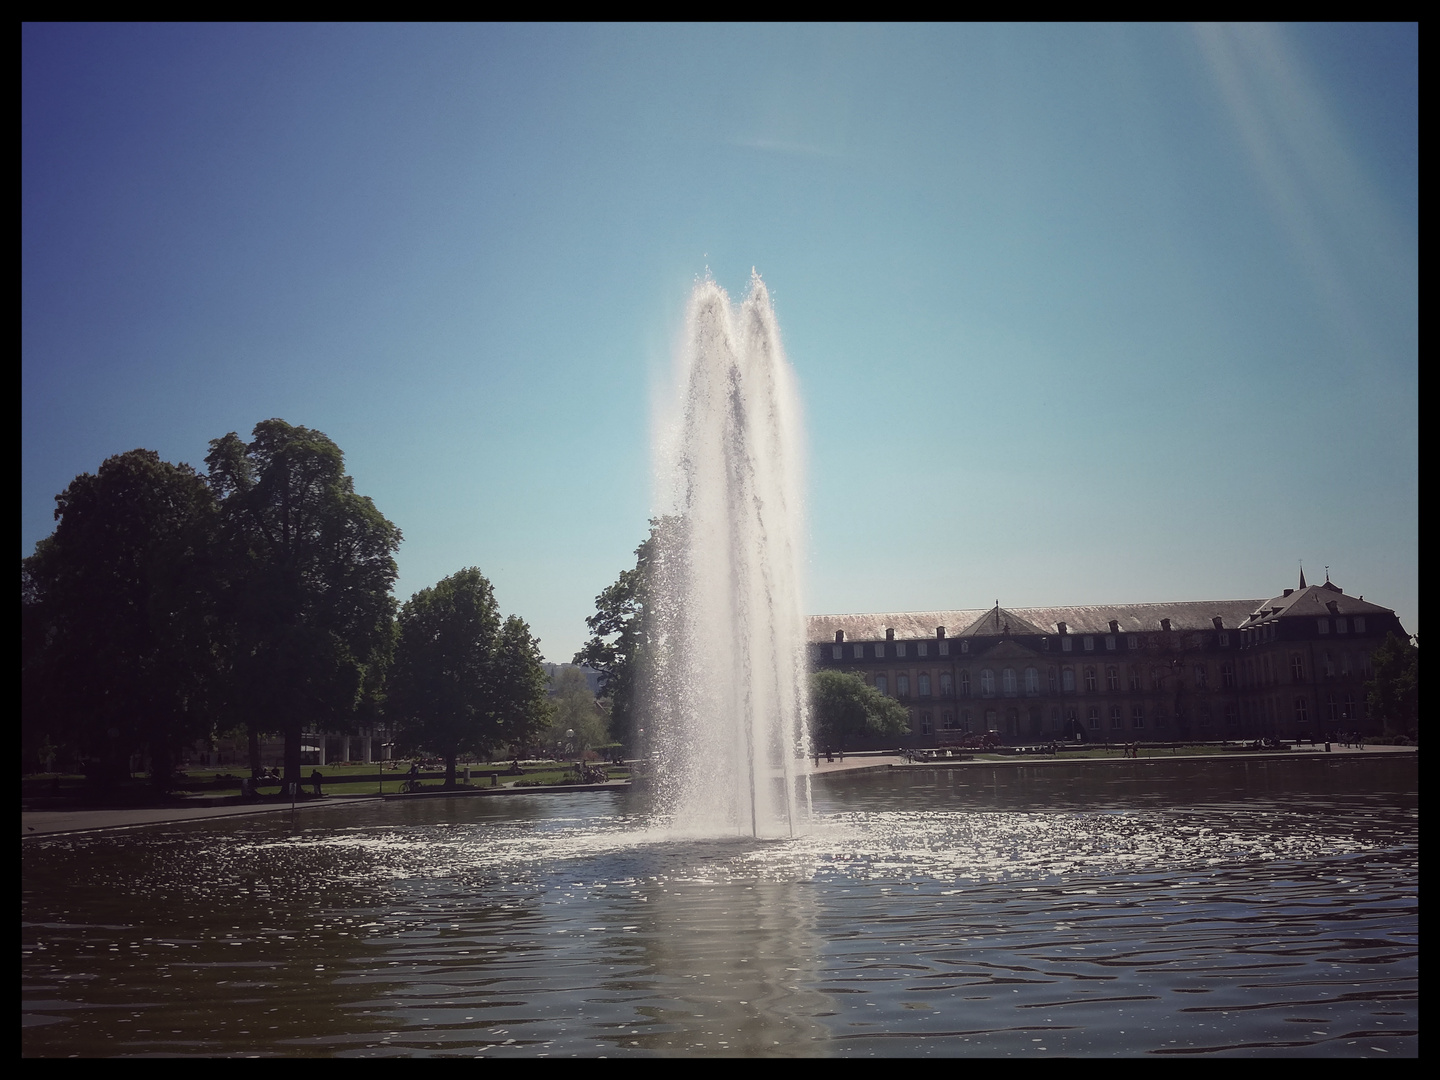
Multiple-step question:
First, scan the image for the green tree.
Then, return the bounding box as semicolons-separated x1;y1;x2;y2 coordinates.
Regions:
810;670;911;751
573;517;680;751
206;420;400;785
22;450;223;789
389;572;552;785
548;666;609;758
491;614;553;758
1365;632;1418;735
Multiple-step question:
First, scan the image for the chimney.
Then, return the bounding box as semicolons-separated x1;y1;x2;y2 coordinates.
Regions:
1326;601;1339;615
835;630;844;643
886;627;895;641
936;626;946;639
1057;621;1068;634
1283;589;1293;597
1212;616;1223;630
1109;619;1119;634
1160;618;1172;632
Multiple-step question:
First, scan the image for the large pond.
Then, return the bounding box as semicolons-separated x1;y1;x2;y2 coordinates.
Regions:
22;755;1417;1057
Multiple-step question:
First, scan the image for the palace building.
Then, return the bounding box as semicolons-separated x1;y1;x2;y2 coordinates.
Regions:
807;573;1407;746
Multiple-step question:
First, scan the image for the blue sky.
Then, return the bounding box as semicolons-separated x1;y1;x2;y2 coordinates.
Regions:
22;23;1418;662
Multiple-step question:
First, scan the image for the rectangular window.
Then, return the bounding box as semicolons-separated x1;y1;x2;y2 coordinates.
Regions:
875;675;888;696
960;641;969;654
1105;635;1116;651
1110;706;1123;728
1087;707;1100;729
1317;619;1329;635
942;711;955;730
920;713;932;735
1218;632;1229;647
1084;636;1095;651
1129;669;1141;692
1131;705;1145;728
1062;637;1072;652
1354;617;1366;633
1291;655;1305;683
1294;696;1309;723
917;642;928;658
896;642;906;658
853;643;865;659
939;673;953;697
832;645;843;660
897;675;910;698
939;641;950;656
918;673;931;697
876;643;885;658
1336;618;1348;634
1128;635;1139;650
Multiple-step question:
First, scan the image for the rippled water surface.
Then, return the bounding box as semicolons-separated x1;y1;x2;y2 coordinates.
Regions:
22;756;1417;1056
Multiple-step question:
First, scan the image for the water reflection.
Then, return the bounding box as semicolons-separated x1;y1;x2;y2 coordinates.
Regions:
23;758;1416;1057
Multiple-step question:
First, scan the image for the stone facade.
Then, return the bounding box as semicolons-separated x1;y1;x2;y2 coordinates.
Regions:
808;575;1407;746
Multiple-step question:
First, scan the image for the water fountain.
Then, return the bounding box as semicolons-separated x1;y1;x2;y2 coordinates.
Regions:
645;272;812;838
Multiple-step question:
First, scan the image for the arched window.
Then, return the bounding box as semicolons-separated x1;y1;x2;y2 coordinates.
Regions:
1024;667;1039;695
960;670;971;698
1002;668;1017;696
918;673;931;697
1085;666;1097;692
897;674;910;698
875;675;888;696
940;672;953;697
1106;665;1119;691
1062;668;1075;692
981;669;995;697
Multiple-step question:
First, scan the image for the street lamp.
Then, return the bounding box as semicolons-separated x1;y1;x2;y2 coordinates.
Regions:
566;729;576;780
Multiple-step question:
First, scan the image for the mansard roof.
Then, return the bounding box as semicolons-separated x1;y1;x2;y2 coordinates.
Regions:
1239;584;1396;628
808;599;1263;644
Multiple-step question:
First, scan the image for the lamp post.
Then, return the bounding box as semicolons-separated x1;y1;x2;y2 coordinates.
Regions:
566;729;576;779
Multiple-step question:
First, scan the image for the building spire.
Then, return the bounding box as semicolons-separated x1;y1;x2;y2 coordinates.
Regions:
1299;562;1307;590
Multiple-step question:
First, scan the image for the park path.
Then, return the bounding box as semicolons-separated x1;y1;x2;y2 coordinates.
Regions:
23;745;1412;837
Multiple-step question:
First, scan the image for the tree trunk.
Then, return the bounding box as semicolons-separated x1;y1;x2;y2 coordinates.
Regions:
284;723;302;786
445;750;457;788
149;741;173;793
248;723;262;778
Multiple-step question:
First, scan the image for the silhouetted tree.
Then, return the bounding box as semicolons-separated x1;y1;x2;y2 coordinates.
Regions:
206;420;400;785
1366;632;1418;735
22;450;222;789
573;517;680;752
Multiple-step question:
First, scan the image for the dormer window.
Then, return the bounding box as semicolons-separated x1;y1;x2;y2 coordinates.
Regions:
1317;619;1329;635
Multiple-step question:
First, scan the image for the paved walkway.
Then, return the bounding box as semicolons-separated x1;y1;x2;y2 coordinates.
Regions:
23;745;1412;838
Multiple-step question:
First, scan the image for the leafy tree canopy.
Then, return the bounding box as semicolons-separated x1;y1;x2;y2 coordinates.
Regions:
810;669;911;750
206;419;400;781
390;570;550;784
1365;632;1418;734
22;449;222;786
573;516;680;751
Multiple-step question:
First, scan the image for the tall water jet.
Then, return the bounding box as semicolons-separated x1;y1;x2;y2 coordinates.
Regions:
646;272;812;838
